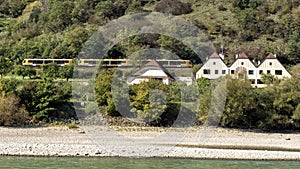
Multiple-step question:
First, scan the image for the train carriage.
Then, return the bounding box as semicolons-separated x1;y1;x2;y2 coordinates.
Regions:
22;59;73;67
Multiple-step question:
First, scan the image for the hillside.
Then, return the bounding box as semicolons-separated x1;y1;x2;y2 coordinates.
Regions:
0;0;300;67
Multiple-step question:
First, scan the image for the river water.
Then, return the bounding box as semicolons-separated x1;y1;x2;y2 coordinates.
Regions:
1;157;300;169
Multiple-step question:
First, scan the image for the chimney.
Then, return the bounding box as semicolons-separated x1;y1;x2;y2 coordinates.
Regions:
206;57;208;61
235;54;238;59
258;61;261;65
274;54;277;58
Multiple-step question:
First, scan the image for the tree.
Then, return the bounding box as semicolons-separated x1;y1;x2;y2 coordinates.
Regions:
261;73;279;85
18;81;73;122
60;64;74;81
0;0;26;18
220;76;257;128
46;1;74;32
0;56;13;77
13;65;36;79
0;78;19;96
95;69;120;117
129;79;169;123
41;63;60;80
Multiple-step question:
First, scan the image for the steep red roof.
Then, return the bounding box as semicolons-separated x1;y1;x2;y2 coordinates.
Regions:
266;53;276;59
238;53;249;59
209;52;220;59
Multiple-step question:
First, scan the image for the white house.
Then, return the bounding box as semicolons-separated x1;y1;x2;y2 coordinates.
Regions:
228;53;258;84
256;53;292;87
195;52;291;87
196;53;228;79
127;60;175;85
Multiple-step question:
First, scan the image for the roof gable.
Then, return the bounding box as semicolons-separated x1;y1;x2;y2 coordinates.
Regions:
209;52;221;59
238;52;249;59
131;60;175;80
266;53;277;59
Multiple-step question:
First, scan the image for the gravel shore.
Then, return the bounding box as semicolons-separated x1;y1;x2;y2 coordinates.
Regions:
1;126;300;160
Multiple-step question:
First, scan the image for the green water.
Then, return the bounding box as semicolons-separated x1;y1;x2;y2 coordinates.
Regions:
1;157;300;169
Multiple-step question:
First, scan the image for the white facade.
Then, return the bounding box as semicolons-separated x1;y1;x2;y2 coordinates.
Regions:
229;53;258;84
196;53;228;79
195;53;291;87
255;53;292;87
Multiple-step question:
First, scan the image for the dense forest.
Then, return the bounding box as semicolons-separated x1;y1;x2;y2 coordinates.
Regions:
1;0;300;129
0;0;300;66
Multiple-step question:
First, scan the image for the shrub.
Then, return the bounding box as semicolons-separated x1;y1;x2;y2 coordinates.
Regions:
154;0;192;15
0;94;29;126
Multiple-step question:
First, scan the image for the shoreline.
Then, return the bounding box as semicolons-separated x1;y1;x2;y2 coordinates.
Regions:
1;155;300;161
1;126;300;160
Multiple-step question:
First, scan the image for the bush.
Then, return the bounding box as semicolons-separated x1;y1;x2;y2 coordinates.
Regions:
0;94;29;126
154;0;192;15
218;5;227;11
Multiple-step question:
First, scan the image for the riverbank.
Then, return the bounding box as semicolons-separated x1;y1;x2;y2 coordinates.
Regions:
0;126;300;160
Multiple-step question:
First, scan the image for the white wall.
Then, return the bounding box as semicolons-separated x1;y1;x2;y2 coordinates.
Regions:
257;59;291;79
196;58;228;79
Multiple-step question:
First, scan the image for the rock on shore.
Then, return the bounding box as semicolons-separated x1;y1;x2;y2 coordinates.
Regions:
0;126;300;160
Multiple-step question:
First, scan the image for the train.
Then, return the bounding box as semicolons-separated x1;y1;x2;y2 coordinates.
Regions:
22;58;192;68
22;59;73;67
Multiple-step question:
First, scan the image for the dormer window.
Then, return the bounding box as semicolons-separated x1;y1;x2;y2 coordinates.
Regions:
241;62;244;65
269;62;272;66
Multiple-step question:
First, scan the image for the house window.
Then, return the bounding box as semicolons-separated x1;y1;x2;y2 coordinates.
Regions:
154;78;163;82
275;70;282;75
215;70;218;74
257;79;264;84
248;70;254;75
250;79;255;84
231;70;235;74
241;62;244;65
259;70;263;74
203;69;211;74
267;70;271;74
269;62;272;66
222;70;226;74
213;62;216;65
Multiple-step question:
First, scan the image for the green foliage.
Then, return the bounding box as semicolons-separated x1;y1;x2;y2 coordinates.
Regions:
60;64;74;81
18;81;74;122
95;69;120;116
41;63;60;80
260;73;278;85
1;0;300;67
130;79;169;123
197;78;211;123
220;76;257;128
46;1;74;32
13;65;36;79
232;0;264;10
0;0;26;18
0;78;19;96
0;56;12;76
154;0;192;15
